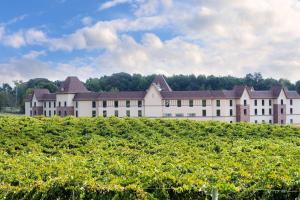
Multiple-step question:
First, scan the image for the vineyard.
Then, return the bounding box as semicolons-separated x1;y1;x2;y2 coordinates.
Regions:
0;116;299;199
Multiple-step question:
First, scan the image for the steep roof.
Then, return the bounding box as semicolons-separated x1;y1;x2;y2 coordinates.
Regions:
74;91;146;101
151;75;172;92
24;89;50;102
25;76;300;102
39;93;56;101
58;76;88;93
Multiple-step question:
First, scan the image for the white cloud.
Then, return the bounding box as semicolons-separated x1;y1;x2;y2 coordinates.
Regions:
2;0;300;82
25;28;47;44
81;16;93;26
99;0;131;11
22;50;46;59
0;57;96;85
3;31;26;48
0;26;4;40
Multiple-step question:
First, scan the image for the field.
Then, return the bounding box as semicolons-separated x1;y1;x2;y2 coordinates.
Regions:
0;116;299;199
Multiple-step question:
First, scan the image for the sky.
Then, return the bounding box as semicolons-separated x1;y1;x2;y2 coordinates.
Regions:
1;0;300;84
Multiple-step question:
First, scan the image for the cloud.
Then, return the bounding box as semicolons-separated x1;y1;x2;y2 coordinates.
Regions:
47;16;167;51
3;31;26;48
2;0;300;83
81;16;93;26
99;0;131;11
0;57;96;85
22;50;46;59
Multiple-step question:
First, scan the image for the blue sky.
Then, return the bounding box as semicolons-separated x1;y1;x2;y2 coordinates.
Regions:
1;0;300;84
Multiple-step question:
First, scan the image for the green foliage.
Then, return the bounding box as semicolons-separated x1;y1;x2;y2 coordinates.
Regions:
0;116;299;199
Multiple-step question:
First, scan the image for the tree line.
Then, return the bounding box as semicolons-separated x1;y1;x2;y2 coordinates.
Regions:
1;72;300;113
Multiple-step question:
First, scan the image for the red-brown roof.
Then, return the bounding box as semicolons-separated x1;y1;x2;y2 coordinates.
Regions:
25;76;300;102
151;75;172;92
57;76;88;93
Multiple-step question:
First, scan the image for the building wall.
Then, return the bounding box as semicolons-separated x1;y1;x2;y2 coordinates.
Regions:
42;101;56;117
25;102;31;116
144;85;163;117
76;101;94;117
56;94;75;107
98;100;144;117
24;87;300;124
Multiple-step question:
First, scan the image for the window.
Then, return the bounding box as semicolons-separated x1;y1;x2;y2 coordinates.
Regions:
281;108;284;114
269;120;272;124
44;102;46;108
290;119;293;124
138;110;142;117
76;101;78;108
216;109;221;116
34;111;37;115
165;100;170;107
59;102;61;107
281;120;284;124
202;100;207;107
230;100;233;107
262;109;265;115
244;109;247;115
281;99;284;105
76;111;78;117
49;111;51;117
34;102;36;107
202;110;206;117
103;101;107;108
230;109;233;116
103;110;107;117
244;100;247;106
269;100;272;106
269;108;272;115
254;100;257;106
255;109;258;115
114;101;118;108
175;113;184;117
114;110;118;117
290;99;293;105
44;111;46;116
177;100;181;107
255;120;258;124
188;113;196;117
64;101;67;107
49;102;51;108
216;100;220;107
30;102;32;108
126;110;130;117
54;111;56;115
164;113;172;117
64;111;67;116
30;111;32;116
189;99;193;107
92;110;96;117
126;100;130;108
92;101;96;108
138;100;142;107
230;121;233;123
58;111;61;116
54;102;56;108
290;108;293;114
262;100;265;106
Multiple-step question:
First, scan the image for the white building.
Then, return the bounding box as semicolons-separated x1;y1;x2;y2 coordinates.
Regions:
25;76;300;124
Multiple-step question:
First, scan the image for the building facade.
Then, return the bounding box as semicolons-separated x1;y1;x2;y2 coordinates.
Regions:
25;76;300;124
